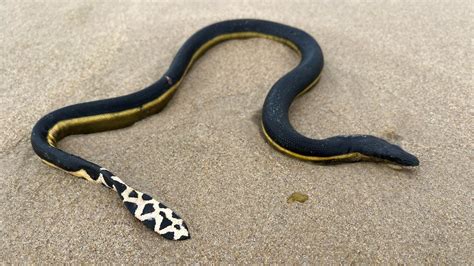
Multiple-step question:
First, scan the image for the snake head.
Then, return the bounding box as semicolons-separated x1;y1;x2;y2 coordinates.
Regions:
350;135;419;166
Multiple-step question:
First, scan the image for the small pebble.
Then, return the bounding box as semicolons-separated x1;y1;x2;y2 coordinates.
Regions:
287;192;309;203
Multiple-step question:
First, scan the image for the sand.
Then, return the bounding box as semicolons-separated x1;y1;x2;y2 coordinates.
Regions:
1;1;472;264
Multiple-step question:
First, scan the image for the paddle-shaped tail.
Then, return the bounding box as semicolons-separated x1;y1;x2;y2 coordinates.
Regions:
97;168;190;240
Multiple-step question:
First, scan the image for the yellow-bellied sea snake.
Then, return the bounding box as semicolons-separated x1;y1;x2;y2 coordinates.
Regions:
31;19;419;240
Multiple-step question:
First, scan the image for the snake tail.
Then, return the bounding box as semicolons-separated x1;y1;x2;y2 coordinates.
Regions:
42;159;190;240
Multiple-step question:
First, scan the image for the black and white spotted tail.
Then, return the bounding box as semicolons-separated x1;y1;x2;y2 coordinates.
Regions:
95;168;190;240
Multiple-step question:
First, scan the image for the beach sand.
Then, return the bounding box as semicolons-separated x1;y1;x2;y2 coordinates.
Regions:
1;1;472;263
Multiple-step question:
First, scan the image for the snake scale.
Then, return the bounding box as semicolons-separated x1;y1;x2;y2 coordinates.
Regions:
31;19;419;241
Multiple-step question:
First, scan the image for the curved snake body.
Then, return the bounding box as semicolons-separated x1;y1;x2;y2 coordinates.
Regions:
31;19;419;241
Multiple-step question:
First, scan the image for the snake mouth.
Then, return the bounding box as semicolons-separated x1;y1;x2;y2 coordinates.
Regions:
384;148;419;166
376;148;419;166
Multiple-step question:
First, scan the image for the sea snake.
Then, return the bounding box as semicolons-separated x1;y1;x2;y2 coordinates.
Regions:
31;19;419;241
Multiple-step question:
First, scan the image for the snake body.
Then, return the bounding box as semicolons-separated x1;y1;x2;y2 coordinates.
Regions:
31;19;419;241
